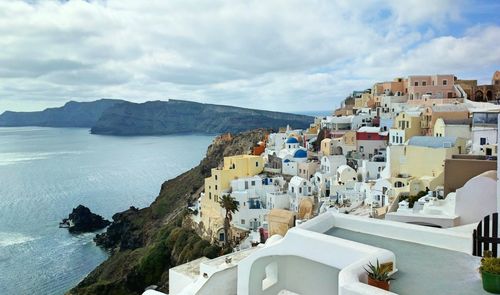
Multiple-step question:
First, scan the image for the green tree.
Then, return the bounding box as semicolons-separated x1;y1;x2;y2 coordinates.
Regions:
219;194;239;248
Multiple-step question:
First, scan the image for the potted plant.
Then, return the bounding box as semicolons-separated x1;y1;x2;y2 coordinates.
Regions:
480;251;500;294
364;260;394;291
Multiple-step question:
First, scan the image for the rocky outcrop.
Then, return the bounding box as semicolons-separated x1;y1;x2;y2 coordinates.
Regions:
93;206;143;250
68;129;268;295
61;205;111;233
90;99;313;135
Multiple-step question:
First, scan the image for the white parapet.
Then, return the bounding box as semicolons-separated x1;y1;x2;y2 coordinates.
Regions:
236;226;396;295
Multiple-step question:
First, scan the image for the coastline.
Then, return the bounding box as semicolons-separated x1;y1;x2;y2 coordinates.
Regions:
68;129;268;295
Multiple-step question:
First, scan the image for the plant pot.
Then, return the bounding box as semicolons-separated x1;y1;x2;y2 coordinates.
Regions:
368;276;390;291
482;271;500;294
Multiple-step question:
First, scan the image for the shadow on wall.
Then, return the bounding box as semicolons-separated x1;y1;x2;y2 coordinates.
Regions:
248;255;340;295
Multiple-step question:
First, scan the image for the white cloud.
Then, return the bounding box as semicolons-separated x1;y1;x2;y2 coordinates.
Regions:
0;0;498;113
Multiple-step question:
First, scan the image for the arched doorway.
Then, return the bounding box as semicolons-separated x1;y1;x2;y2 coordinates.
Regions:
486;90;493;100
475;90;484;101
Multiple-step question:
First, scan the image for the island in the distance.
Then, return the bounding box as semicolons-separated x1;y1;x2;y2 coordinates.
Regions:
0;99;125;127
0;99;314;136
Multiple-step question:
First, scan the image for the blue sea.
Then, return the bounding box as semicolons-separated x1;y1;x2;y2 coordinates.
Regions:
0;127;213;294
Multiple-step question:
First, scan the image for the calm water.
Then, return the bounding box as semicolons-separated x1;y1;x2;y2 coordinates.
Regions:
0;127;213;294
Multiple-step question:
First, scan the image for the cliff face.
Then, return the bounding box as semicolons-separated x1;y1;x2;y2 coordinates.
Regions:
69;129;268;295
90;100;313;135
0;99;125;127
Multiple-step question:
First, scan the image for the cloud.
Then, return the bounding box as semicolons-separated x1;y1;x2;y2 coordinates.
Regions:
0;0;498;113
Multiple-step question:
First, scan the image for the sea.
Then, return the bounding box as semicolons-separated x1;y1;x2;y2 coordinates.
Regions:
0;127;214;294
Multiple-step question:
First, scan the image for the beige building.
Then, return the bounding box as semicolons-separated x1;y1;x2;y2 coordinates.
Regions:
389;111;422;145
267;209;296;237
200;155;264;242
433;118;471;140
298;161;319;181
320;138;333;156
320;132;356;157
421;104;469;135
354;92;374;110
388;136;466;197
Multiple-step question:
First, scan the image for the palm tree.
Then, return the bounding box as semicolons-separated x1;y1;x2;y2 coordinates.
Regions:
219;194;239;248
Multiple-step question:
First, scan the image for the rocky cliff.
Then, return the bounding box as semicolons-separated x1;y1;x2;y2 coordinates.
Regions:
68;129;268;295
0;99;125;127
90;99;313;135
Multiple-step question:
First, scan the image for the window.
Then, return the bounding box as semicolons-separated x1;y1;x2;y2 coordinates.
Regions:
245;181;248;189
241;219;245;225
215;185;218;190
299;187;302;194
422;81;427;86
219;233;225;242
215;175;217;180
480;137;487;145
414;81;419;86
209;192;212;199
251;181;255;186
262;262;278;291
443;80;447;86
256;161;259;167
360;146;364;152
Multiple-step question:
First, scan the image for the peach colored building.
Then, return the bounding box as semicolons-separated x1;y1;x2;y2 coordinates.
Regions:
381;77;407;96
372;77;408;107
421;104;469;136
407;74;459;102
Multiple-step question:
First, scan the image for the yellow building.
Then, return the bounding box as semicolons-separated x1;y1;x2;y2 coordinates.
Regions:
320;138;333;156
388;136;466;195
200;155;264;242
389;111;422;145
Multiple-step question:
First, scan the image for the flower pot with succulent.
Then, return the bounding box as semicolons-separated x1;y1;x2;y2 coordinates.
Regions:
364;260;394;291
480;251;500;294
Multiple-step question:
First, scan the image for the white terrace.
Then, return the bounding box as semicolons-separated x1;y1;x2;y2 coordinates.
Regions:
145;211;486;295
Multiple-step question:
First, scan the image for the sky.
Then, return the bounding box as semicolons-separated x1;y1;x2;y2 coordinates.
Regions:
0;0;499;113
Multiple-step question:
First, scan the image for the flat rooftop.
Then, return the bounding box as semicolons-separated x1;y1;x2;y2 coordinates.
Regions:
326;227;486;295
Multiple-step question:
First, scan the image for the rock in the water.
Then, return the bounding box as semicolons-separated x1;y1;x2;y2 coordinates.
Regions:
61;205;111;233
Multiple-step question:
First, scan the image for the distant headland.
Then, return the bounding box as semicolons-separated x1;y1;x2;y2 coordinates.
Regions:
0;99;313;136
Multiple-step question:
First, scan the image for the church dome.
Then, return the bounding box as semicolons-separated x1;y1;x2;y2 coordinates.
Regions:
293;149;307;158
